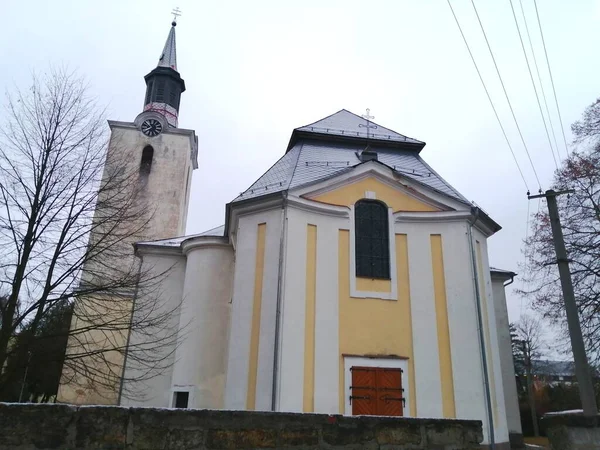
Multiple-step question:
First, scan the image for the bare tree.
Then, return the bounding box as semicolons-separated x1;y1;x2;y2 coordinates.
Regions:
0;69;179;403
513;315;546;437
522;97;600;369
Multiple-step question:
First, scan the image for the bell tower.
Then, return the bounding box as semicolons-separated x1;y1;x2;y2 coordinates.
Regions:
111;16;198;240
56;16;198;406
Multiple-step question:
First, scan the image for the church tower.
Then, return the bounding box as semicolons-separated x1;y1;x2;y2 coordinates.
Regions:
56;18;197;406
109;18;198;240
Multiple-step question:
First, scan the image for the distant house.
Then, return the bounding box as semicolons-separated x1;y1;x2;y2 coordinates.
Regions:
531;360;577;387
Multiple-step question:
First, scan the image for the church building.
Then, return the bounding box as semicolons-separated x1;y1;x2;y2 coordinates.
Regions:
59;19;522;450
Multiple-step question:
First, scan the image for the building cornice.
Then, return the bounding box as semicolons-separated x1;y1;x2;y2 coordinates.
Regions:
287;195;350;218
181;236;232;255
395;209;501;237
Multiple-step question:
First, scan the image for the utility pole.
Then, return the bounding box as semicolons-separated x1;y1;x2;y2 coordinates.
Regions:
528;189;598;416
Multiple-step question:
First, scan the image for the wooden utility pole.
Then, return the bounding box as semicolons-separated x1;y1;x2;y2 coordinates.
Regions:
528;189;598;416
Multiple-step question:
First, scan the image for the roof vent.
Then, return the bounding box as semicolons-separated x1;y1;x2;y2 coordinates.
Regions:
358;148;378;162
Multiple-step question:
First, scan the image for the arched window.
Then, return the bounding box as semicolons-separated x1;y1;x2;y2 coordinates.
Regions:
355;199;390;279
140;145;154;175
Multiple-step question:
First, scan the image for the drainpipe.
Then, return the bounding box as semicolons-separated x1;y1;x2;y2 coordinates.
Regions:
503;276;515;288
467;208;496;450
271;191;288;411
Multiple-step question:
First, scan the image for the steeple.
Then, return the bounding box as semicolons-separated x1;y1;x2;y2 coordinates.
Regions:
142;18;186;128
157;22;177;70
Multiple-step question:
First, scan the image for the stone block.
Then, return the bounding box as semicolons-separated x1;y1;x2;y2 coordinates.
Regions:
375;422;422;445
278;428;319;447
74;406;130;449
165;428;206;450
425;421;464;446
0;403;75;449
206;428;277;449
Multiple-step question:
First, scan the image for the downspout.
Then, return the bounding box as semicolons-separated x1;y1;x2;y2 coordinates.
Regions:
503;276;515;288
467;208;496;450
271;191;288;411
117;252;143;405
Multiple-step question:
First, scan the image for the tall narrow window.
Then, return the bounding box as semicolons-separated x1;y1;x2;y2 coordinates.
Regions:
140;145;154;176
355;199;390;279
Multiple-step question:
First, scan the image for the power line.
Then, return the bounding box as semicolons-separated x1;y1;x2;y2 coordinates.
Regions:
519;0;561;161
446;0;530;193
509;0;559;170
470;0;542;191
534;0;570;156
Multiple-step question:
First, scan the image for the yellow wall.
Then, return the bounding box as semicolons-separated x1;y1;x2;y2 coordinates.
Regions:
312;176;439;212
303;225;317;412
337;231;416;415
246;223;266;410
431;235;456;418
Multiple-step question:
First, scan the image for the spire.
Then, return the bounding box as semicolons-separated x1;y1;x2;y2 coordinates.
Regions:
141;12;186;128
157;23;177;71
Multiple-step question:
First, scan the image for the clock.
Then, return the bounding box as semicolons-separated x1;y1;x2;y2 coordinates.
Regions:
141;118;163;137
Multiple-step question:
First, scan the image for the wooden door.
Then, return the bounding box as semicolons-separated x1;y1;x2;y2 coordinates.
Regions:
350;366;404;416
376;368;404;416
350;367;377;415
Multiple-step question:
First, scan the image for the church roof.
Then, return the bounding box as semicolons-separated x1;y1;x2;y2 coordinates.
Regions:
288;109;425;150
157;22;178;70
233;110;467;204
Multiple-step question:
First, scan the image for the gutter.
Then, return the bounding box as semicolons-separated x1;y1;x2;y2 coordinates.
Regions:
467;208;496;450
271;191;288;411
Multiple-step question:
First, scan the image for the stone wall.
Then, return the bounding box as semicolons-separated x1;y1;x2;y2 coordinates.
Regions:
0;403;482;449
542;411;600;450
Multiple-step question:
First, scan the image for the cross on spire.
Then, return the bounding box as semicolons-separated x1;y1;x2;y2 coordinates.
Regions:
359;108;377;139
171;7;181;24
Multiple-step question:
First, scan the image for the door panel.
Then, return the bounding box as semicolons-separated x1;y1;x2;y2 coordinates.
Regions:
350;367;376;416
376;368;403;416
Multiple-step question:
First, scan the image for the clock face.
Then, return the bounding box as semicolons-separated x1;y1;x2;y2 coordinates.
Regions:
141;119;163;137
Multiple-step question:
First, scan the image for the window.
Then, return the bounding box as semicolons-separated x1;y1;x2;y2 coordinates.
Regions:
156;79;166;102
354;199;390;279
145;81;153;104
350;366;404;416
140;146;154;175
173;391;189;408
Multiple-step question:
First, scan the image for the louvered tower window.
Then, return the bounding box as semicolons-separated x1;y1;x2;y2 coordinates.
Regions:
355;199;390;279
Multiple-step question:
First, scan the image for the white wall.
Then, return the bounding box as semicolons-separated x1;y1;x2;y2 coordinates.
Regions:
170;238;234;409
277;204;347;413
120;251;186;407
492;276;522;438
473;229;510;445
223;208;282;410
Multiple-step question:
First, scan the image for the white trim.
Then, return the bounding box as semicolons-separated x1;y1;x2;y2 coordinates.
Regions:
286;195;350;218
293;162;465;212
349;205;398;301
365;190;376;199
343;356;411;417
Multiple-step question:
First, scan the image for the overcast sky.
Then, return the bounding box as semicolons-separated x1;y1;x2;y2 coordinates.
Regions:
2;0;599;325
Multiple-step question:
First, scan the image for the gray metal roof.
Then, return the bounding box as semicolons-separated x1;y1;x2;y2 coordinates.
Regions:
157;23;178;70
294;109;425;146
233;110;467;204
136;224;225;248
233;139;468;204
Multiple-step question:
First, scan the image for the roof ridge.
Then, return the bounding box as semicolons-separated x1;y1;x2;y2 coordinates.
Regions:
295;109;347;130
